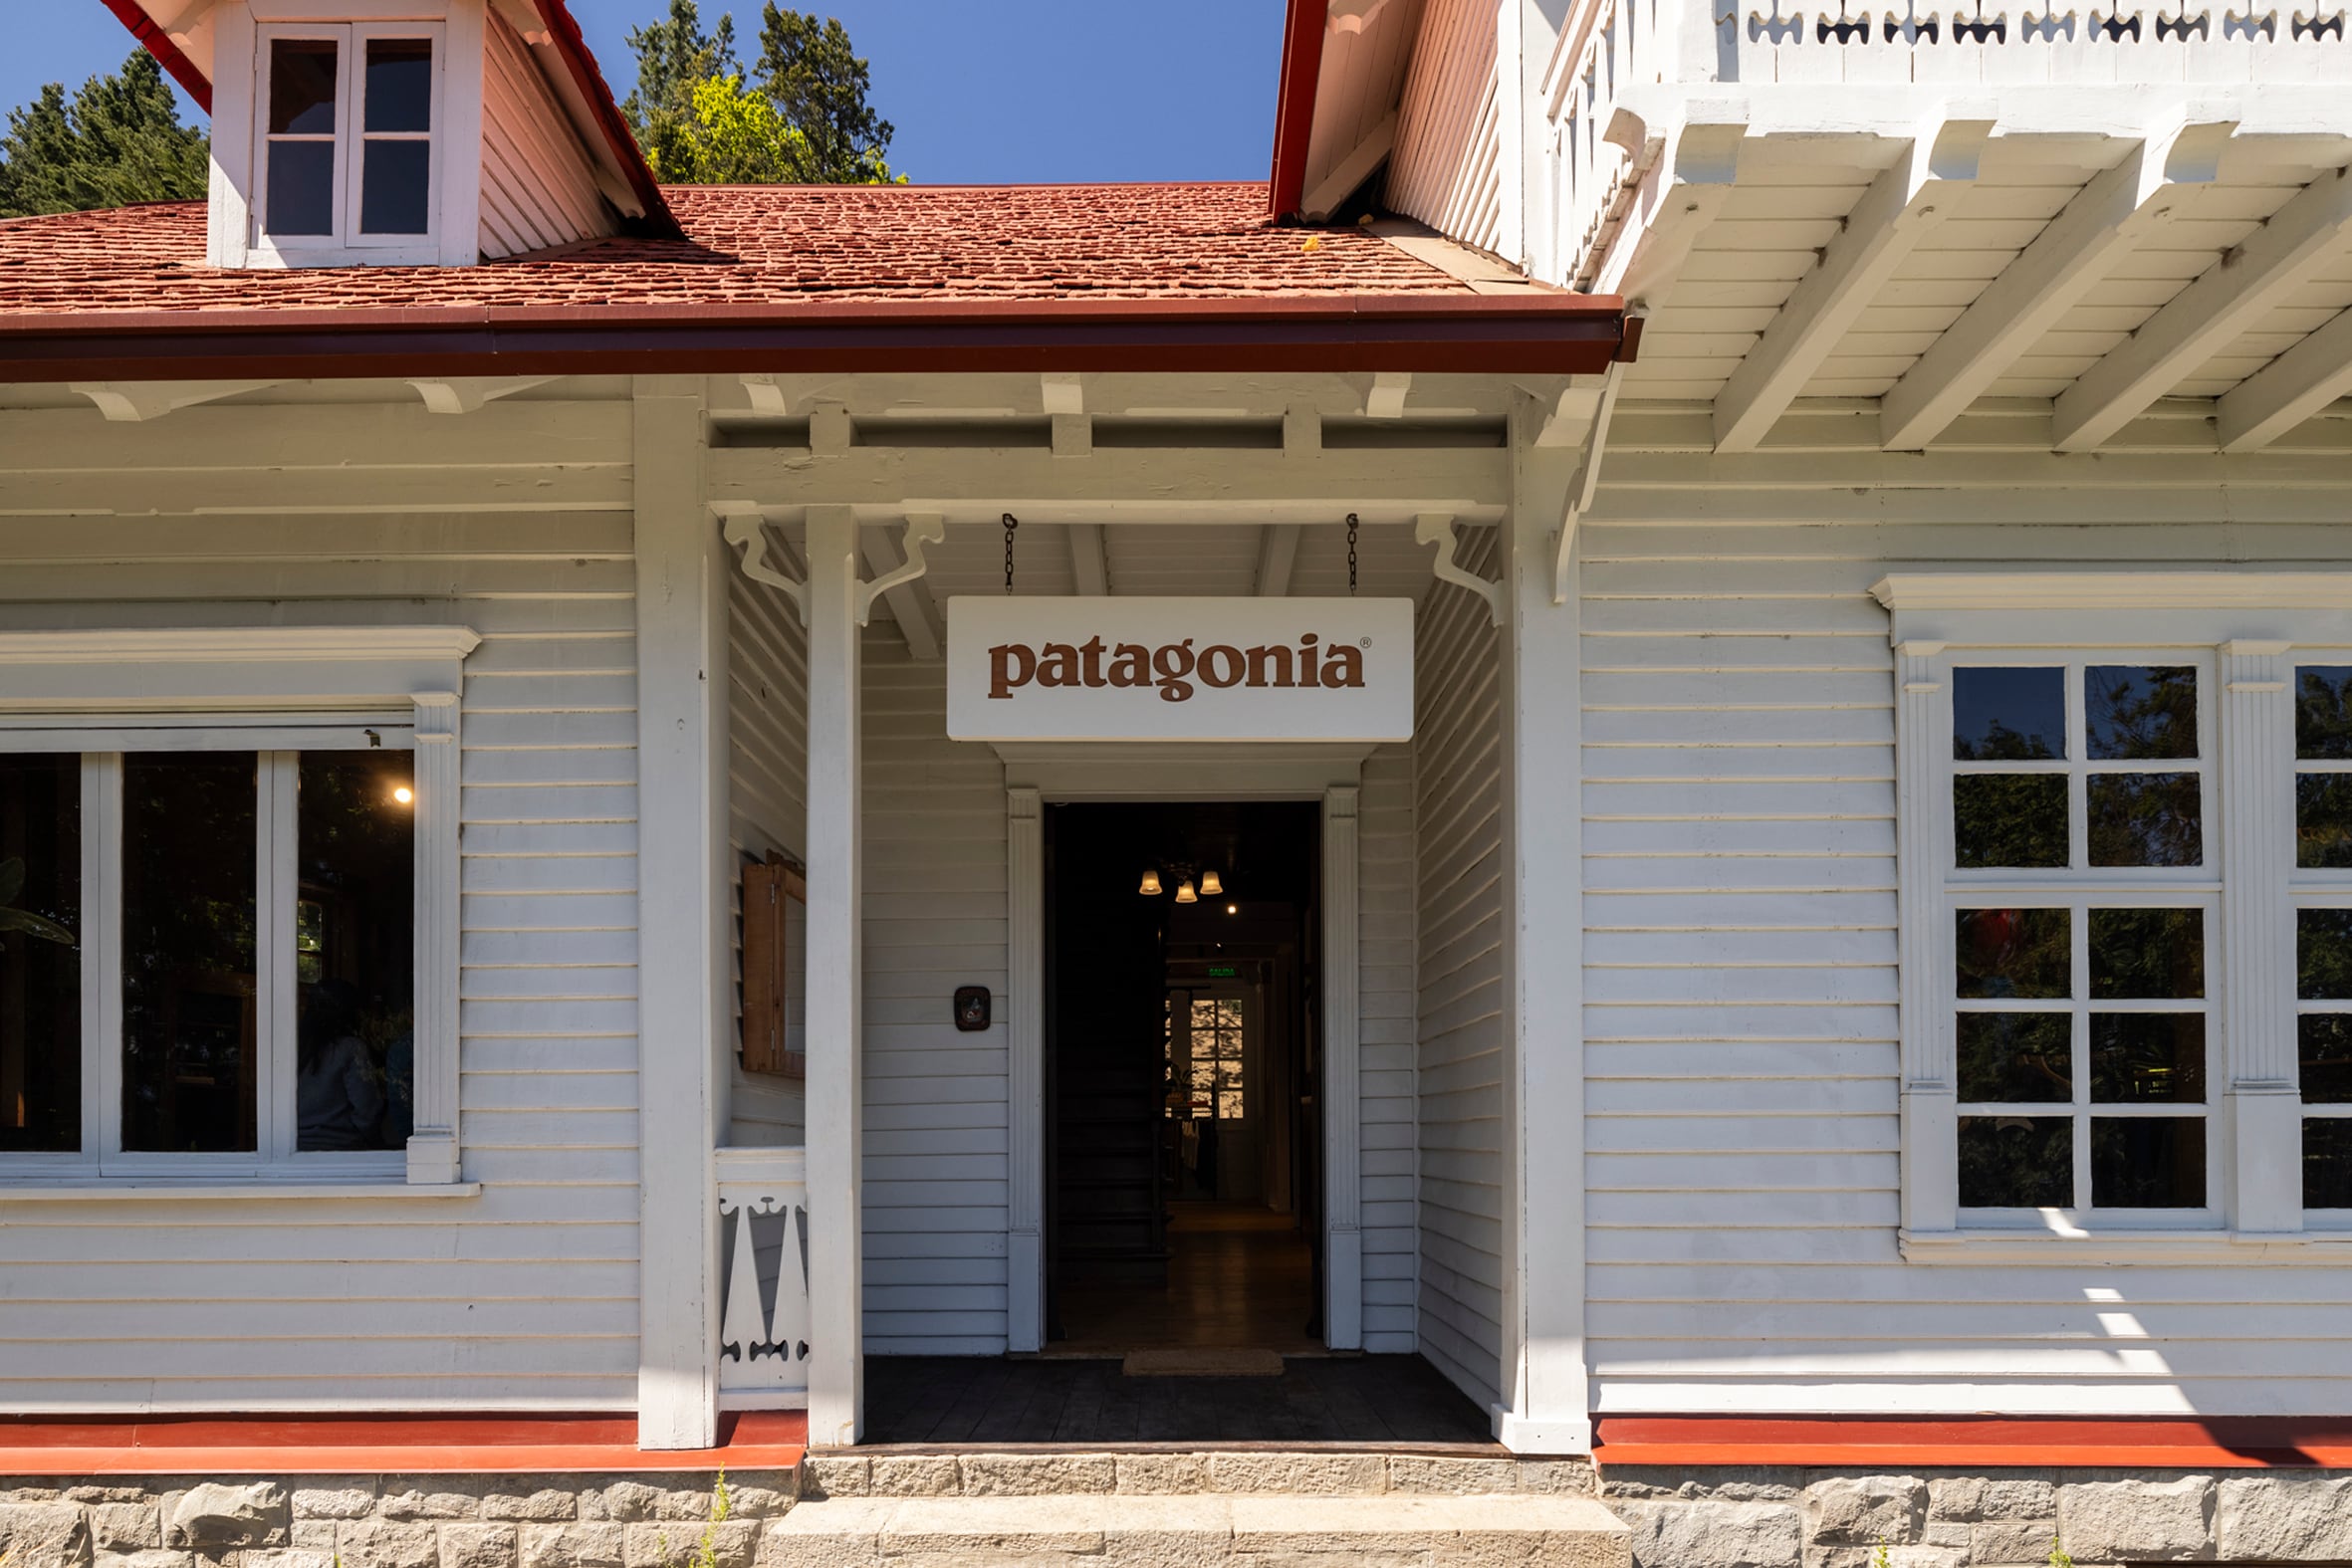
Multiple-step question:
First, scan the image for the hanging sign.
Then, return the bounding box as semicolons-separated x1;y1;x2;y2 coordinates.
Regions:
946;596;1414;743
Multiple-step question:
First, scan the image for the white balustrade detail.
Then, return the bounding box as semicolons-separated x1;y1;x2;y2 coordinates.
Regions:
715;1147;812;1404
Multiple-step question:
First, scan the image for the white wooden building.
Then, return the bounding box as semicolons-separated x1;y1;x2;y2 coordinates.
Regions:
2;0;2351;1533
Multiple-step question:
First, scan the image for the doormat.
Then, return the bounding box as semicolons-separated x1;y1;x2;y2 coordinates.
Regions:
1122;1349;1286;1378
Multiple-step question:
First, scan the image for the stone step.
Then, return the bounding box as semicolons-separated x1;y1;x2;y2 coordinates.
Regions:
760;1490;1633;1567
806;1449;1595;1500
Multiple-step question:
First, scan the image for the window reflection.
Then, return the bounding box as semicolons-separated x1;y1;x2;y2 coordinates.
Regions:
1953;668;2064;761
0;754;80;1152
121;754;259;1154
296;754;413;1152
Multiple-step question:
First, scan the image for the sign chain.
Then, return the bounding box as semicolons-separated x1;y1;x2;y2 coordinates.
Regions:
1345;513;1359;596
1003;513;1019;595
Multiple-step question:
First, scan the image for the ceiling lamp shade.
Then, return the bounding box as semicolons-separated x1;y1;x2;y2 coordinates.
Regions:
1138;868;1163;896
1175;879;1198;904
1200;870;1223;895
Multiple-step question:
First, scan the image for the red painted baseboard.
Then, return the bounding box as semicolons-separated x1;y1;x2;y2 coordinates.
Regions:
0;1412;808;1475
1592;1415;2352;1469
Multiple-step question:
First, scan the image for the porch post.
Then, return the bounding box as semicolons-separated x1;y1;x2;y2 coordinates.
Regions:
1494;396;1591;1454
1321;784;1363;1350
804;504;866;1445
633;377;727;1449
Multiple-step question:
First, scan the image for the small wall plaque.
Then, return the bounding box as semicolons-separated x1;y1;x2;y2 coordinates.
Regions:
954;986;992;1032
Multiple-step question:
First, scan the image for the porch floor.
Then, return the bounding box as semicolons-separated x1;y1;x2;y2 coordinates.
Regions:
863;1355;1497;1448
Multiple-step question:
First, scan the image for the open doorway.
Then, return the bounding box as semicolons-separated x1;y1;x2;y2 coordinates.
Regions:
1044;800;1322;1353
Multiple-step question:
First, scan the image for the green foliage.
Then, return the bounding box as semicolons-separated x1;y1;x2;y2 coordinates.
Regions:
623;3;901;184
1871;1542;1893;1568
0;859;74;950
0;50;208;219
752;7;897;183
656;1469;731;1568
2049;1540;2075;1567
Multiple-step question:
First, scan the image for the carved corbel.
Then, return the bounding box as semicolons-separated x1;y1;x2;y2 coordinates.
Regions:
718;506;809;625
1416;513;1507;627
856;513;947;627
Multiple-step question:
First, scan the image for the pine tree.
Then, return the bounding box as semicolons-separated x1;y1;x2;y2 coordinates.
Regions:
753;7;896;184
621;0;741;182
0;50;208;219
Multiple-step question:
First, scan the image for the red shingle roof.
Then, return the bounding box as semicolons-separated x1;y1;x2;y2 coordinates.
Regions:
0;184;1477;316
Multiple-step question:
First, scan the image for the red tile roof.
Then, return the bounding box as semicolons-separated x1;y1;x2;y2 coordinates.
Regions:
0;183;1628;380
0;184;1477;315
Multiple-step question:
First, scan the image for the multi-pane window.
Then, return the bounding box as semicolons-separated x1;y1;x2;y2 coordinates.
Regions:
1947;660;2218;1217
1166;996;1246;1121
2294;668;2352;1211
256;28;438;250
0;744;415;1170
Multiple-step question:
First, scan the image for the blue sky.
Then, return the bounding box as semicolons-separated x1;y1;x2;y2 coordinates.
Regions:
8;1;1288;183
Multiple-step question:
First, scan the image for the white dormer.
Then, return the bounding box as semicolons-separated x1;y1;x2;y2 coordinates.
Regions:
116;0;667;268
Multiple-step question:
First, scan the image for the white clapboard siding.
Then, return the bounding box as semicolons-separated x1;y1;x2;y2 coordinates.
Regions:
478;14;613;261
726;568;811;1146
1579;407;2352;1417
1412;531;1505;1410
0;390;639;1411
1360;745;1420;1350
860;632;1014;1354
1386;0;1505;257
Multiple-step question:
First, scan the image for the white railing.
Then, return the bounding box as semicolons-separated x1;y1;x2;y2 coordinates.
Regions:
715;1146;811;1406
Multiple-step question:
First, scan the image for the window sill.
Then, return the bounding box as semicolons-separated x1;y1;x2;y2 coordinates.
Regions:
1901;1228;2352;1264
0;1181;481;1203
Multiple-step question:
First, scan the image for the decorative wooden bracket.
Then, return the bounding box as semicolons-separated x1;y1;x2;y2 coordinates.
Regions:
1553;336;1635;605
719;508;808;623
856;513;946;627
1416;512;1507;627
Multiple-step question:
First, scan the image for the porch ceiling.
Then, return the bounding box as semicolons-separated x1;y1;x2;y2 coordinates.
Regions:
1587;99;2352;452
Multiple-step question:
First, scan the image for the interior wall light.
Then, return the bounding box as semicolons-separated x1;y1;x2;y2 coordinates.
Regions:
1226;903;1239;915
1200;870;1223;896
1175;879;1198;904
392;785;415;806
1138;868;1162;896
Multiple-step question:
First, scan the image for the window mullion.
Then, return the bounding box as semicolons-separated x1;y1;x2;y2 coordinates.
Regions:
263;753;300;1160
86;755;121;1163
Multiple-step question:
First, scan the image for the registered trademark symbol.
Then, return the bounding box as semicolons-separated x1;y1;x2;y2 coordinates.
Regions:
1359;637;1372;648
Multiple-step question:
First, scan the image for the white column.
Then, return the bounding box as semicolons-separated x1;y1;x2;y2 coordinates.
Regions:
1006;786;1046;1353
405;690;462;1185
2222;639;2302;1233
632;378;728;1449
1893;640;1957;1233
804;503;866;1445
1495;402;1589;1454
1321;784;1363;1352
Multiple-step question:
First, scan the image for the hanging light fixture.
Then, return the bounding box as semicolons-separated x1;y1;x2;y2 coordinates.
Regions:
1138;868;1162;896
1200;869;1223;896
1175;878;1198;904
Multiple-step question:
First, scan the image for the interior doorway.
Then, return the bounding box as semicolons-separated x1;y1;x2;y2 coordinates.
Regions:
1043;800;1323;1353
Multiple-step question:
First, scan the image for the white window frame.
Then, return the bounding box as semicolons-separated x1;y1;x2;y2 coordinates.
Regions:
249;20;448;266
2290;660;2352;1229
1876;572;2352;1260
0;628;476;1189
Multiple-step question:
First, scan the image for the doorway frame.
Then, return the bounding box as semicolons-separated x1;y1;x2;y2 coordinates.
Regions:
997;742;1375;1355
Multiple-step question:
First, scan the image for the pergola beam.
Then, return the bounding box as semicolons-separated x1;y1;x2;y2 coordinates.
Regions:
2054;159;2352;452
1879;120;2234;452
2217;302;2352;452
1713;115;1991;454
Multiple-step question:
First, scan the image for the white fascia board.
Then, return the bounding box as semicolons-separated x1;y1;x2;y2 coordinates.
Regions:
1712;113;1992;454
2053;160;2352;452
1879;118;2237;452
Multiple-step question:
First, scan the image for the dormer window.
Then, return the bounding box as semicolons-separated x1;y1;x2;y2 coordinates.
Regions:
252;24;442;259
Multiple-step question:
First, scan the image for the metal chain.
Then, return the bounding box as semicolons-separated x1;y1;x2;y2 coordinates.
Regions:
1003;513;1019;594
1345;513;1359;596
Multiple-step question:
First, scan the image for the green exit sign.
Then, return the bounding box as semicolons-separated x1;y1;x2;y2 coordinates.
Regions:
1206;965;1238;978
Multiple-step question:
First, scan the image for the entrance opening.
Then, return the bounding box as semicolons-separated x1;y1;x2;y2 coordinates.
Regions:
1044;800;1322;1353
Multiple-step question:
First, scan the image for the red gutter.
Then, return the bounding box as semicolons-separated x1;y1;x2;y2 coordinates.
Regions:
100;0;213;114
532;0;683;239
1267;0;1327;221
0;294;1627;382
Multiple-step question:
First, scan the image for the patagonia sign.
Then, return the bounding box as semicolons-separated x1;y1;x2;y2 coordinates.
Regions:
947;596;1414;743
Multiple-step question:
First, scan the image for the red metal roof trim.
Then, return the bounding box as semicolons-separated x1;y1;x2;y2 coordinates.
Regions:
1267;0;1327;221
101;0;213;114
1593;1415;2352;1470
0;292;1628;381
530;0;683;240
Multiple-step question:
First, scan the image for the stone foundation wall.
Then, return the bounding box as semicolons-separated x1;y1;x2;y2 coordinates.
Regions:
0;1471;801;1568
1604;1465;2352;1567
